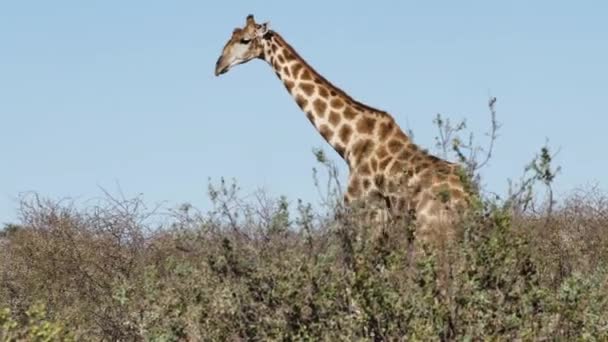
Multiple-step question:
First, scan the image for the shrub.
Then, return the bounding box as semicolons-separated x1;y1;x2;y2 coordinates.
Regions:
1;182;607;340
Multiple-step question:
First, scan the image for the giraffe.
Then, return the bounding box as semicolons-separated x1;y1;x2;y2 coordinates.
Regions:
214;15;471;244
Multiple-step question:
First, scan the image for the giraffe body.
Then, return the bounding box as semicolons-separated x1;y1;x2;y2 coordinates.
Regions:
215;15;470;243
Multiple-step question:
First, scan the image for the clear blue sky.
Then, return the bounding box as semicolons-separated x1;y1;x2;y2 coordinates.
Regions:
1;1;607;223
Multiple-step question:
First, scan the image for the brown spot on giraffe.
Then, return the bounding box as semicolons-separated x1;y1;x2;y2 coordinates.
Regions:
378;121;394;140
295;95;308;109
319;124;333;141
291;63;303;78
404;167;415;178
339;125;353;144
370;158;378;172
363;178;371;190
348;176;361;197
284;80;295;92
329;111;341;126
300;83;315;96
436;165;451;176
388;139;404;154
357;116;376;134
283;49;295;61
378;157;391;171
416;161;431;173
301;69;313;81
330;98;345;109
428;155;443;165
358;162;371;175
313;98;327;115
397;149;411;161
277;54;286;64
351;139;374;164
282;66;291;77
389;161;405;174
343;106;357;119
318;87;329;98
377;146;389;159
410;153;423;164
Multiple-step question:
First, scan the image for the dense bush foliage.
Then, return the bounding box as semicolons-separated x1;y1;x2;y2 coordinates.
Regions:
1;181;607;340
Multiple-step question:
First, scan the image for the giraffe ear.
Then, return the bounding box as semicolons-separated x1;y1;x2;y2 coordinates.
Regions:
256;22;270;38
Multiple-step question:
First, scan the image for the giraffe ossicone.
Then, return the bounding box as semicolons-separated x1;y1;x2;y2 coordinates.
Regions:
215;14;471;244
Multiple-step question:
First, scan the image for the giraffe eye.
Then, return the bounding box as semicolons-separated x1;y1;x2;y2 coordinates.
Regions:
240;38;252;44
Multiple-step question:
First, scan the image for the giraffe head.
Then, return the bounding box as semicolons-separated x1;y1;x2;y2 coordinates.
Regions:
214;15;270;76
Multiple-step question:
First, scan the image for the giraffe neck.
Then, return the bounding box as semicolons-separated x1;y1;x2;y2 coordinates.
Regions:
260;31;402;166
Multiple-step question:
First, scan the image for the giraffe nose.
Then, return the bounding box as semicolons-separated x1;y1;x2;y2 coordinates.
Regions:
215;56;227;76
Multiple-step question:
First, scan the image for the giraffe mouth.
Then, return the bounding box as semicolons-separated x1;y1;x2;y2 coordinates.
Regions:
215;67;228;76
215;57;229;76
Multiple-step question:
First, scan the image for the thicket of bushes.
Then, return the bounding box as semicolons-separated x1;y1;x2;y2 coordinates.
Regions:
1;100;607;340
1;179;607;340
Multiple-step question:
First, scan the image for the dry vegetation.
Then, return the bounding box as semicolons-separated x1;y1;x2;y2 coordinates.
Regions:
2;183;608;340
2;100;607;340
